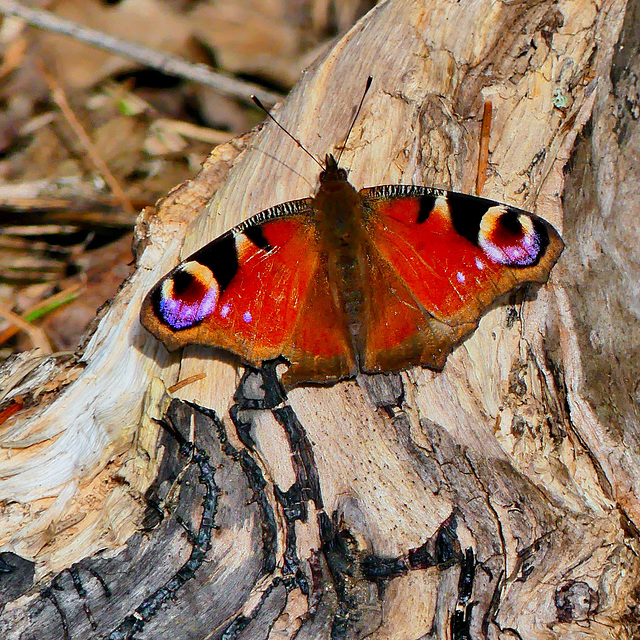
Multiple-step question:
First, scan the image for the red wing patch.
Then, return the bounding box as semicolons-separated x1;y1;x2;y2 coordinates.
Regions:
360;236;471;373
283;263;357;387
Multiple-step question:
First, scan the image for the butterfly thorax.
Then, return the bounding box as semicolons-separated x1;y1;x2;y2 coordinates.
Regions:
313;155;368;365
314;156;362;237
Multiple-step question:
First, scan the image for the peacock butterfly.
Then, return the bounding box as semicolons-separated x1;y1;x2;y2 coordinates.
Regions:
140;144;563;389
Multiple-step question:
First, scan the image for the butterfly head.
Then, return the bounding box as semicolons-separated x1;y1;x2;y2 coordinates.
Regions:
320;154;348;186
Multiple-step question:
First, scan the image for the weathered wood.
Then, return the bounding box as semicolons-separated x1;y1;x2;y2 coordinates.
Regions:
1;0;639;638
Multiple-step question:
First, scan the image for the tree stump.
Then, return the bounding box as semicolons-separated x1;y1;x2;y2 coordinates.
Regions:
1;0;639;638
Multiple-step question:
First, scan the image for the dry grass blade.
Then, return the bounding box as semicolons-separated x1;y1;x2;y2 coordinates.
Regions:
0;285;82;346
167;373;207;394
0;306;52;352
39;66;136;217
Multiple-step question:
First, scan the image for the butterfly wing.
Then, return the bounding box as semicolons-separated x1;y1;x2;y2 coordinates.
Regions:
140;199;357;386
359;186;564;373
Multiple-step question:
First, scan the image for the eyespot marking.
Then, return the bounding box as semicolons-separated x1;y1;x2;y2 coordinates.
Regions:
478;206;542;266
157;261;219;329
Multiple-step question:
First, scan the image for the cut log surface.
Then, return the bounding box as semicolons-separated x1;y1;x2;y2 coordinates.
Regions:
1;0;639;638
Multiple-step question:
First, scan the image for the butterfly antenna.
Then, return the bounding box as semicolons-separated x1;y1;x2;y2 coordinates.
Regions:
250;148;315;189
252;95;324;171
335;76;373;166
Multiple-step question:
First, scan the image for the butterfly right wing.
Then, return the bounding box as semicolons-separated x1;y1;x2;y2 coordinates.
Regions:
140;199;357;386
358;185;563;374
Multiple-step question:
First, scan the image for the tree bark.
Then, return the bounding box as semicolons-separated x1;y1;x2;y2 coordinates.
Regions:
1;0;639;638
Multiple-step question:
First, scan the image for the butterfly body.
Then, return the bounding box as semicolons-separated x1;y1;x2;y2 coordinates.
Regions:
141;154;563;388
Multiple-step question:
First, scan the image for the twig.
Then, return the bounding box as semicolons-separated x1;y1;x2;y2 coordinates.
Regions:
0;0;284;107
39;65;136;217
475;101;492;195
0;31;27;80
0;192;143;227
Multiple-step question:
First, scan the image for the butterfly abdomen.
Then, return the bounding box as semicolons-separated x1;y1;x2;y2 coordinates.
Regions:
312;173;370;364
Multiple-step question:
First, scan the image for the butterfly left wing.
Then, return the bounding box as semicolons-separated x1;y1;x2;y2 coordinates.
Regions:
140;199;358;385
358;186;564;373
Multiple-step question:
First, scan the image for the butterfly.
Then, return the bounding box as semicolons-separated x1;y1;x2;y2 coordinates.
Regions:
140;152;563;389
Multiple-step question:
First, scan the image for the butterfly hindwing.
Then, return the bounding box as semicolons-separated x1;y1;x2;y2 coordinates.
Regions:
140;198;356;383
359;234;471;373
358;185;563;373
